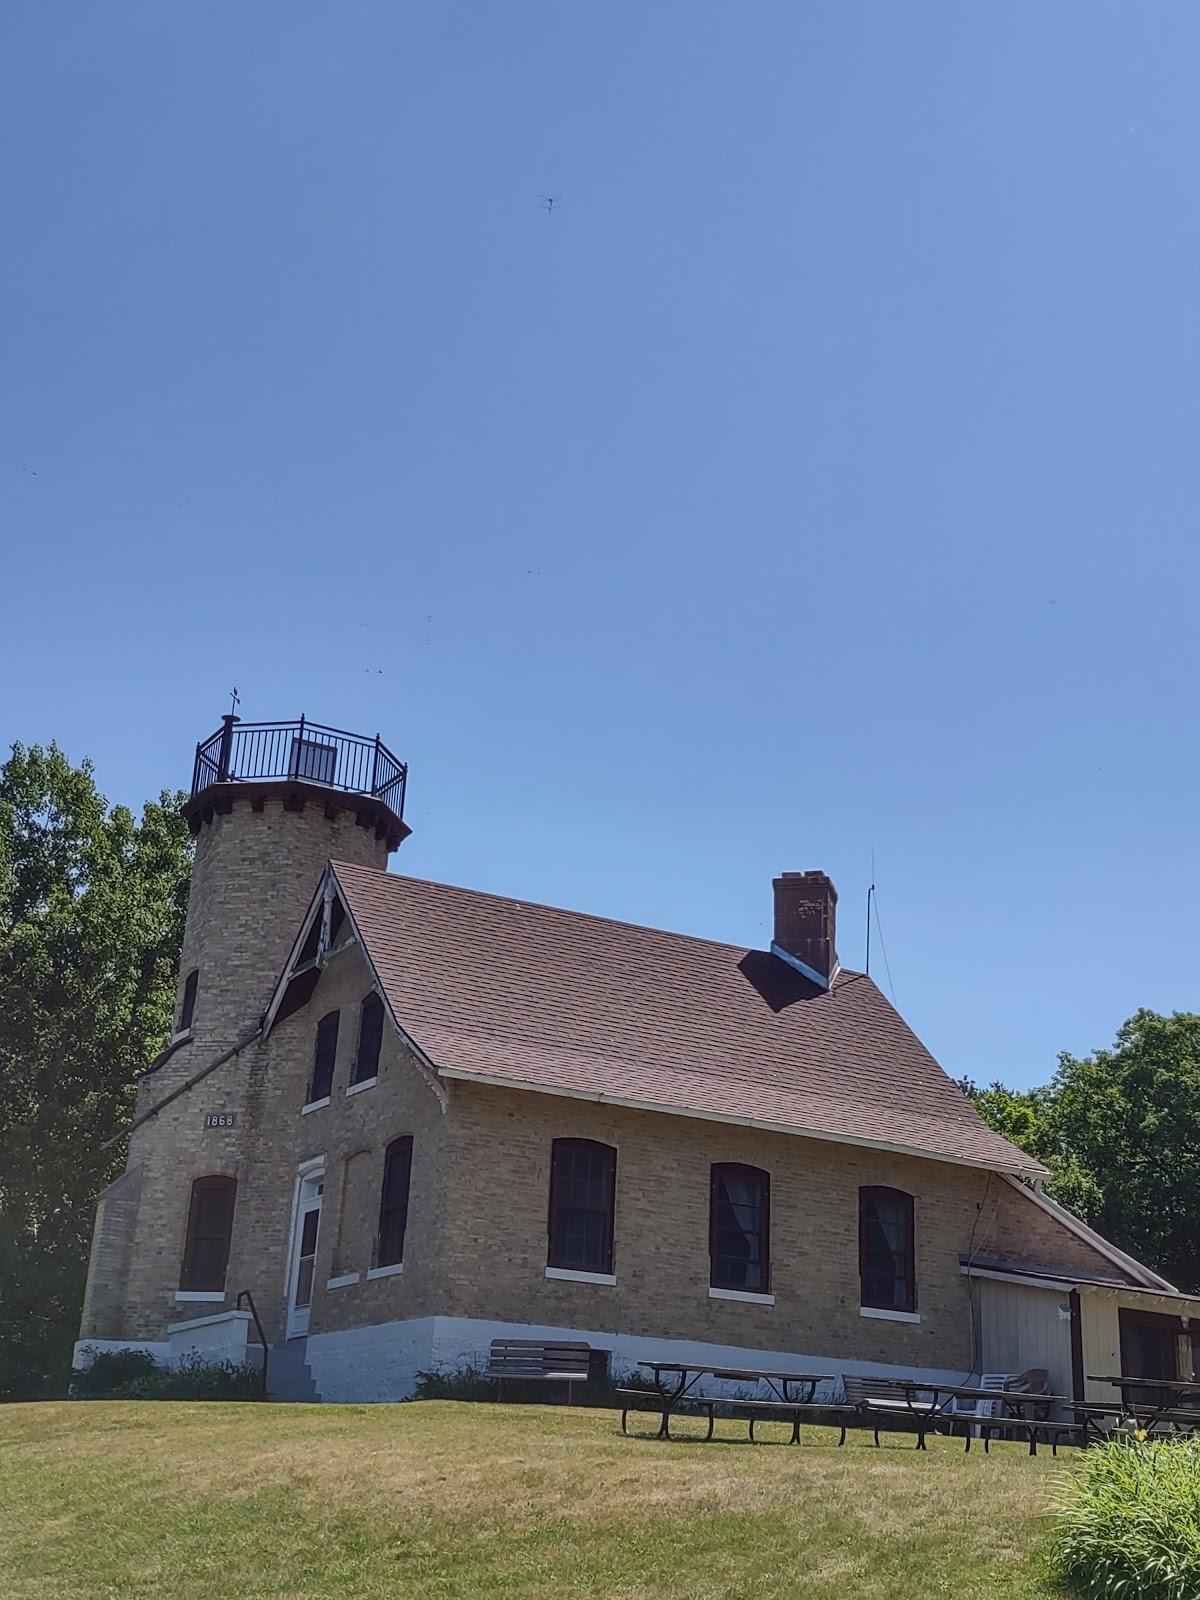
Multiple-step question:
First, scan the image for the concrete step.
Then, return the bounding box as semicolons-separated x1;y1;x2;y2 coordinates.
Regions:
266;1339;320;1402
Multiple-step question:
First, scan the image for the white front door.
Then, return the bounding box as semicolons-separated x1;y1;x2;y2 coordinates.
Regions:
287;1173;323;1338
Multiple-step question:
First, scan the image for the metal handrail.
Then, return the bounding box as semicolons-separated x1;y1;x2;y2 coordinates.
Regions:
191;716;406;818
236;1289;269;1401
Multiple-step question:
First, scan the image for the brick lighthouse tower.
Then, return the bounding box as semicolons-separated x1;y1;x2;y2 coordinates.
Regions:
79;712;410;1346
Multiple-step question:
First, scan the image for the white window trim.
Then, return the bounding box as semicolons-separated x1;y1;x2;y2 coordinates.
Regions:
859;1304;921;1324
169;1028;193;1046
174;1290;225;1304
345;1076;377;1097
545;1266;617;1286
709;1286;775;1305
326;1272;360;1290
366;1262;404;1281
301;1095;331;1115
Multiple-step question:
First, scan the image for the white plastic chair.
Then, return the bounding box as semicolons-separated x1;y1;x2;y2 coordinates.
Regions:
951;1371;1012;1439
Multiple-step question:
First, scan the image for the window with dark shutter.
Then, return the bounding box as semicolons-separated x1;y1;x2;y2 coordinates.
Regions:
376;1136;413;1267
180;1175;236;1291
547;1139;616;1274
352;993;384;1085
307;1011;339;1104
709;1163;770;1292
859;1186;916;1312
178;970;199;1034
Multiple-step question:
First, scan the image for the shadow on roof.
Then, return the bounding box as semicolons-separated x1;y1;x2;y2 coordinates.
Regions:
736;949;826;1014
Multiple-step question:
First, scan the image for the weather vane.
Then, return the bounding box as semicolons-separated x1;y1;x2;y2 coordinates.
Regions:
540;195;561;217
229;686;240;717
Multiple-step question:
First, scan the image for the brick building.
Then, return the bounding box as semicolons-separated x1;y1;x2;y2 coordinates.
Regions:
78;714;1200;1402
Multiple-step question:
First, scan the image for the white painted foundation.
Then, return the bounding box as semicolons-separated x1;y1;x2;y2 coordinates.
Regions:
304;1313;970;1404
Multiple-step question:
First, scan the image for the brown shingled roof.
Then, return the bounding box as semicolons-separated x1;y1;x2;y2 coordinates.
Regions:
331;862;1047;1179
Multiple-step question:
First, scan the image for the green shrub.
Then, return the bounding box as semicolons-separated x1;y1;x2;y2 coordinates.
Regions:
1054;1434;1200;1599
70;1348;162;1399
413;1364;498;1402
71;1348;261;1401
414;1361;642;1407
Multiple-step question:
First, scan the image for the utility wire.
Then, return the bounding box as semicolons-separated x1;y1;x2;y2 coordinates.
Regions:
868;885;897;1005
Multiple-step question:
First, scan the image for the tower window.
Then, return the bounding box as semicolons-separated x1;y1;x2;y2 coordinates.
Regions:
352;993;385;1085
710;1163;770;1292
180;1175;236;1292
178;969;199;1034
376;1136;413;1268
547;1139;616;1274
307;1011;340;1104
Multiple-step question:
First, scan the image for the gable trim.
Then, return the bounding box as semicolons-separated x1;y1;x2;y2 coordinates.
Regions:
260;864;448;1111
434;1063;1046;1179
327;865;448;1111
261;876;328;1036
999;1174;1175;1293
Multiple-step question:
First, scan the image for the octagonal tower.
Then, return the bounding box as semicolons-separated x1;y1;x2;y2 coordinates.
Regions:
176;713;410;1050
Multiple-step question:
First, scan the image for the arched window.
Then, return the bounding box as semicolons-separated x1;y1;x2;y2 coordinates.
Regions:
178;969;199;1034
307;1010;340;1104
547;1139;616;1275
859;1186;916;1313
180;1175;236;1292
352;993;385;1086
710;1163;770;1292
376;1137;413;1268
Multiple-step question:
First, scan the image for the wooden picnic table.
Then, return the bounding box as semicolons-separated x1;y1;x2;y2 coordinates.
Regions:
621;1361;830;1441
867;1377;1074;1454
1087;1374;1200;1431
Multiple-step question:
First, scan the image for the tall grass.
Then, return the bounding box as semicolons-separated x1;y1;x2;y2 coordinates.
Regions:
1055;1435;1200;1599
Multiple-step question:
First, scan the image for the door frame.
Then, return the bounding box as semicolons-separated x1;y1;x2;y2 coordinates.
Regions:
286;1160;325;1340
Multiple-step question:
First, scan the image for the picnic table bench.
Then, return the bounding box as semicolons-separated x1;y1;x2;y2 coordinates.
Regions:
1086;1374;1200;1434
618;1362;851;1443
856;1376;1077;1455
485;1339;592;1402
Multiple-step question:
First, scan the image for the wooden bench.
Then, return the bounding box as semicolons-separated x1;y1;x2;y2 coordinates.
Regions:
616;1388;716;1440
843;1377;941;1448
484;1339;592;1403
968;1416;1084;1456
731;1396;858;1446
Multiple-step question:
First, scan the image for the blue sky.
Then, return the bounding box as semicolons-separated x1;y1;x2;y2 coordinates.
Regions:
3;3;1198;1092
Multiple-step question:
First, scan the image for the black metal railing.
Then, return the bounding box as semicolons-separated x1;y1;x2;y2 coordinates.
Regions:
192;716;407;817
236;1289;269;1401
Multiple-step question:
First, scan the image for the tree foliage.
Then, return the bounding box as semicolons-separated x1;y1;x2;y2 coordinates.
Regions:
0;744;192;1399
965;1009;1200;1292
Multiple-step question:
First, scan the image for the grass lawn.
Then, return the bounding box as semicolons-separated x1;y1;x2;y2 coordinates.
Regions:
0;1400;1068;1599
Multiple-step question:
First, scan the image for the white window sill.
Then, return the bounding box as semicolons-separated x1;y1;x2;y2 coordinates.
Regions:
174;1290;225;1303
301;1096;331;1115
346;1077;377;1097
709;1286;775;1305
170;1029;193;1046
366;1262;404;1281
326;1272;360;1290
545;1266;617;1286
859;1304;921;1324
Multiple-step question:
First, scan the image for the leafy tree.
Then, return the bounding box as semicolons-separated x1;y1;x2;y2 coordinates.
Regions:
965;1010;1200;1292
0;744;191;1400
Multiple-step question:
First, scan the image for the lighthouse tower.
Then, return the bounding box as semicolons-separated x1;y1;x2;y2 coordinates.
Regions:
174;713;409;1053
78;712;409;1346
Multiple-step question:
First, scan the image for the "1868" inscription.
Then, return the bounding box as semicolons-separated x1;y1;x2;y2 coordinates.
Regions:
204;1112;237;1129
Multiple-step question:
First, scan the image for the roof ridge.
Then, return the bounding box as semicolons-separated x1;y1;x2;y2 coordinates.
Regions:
331;858;867;977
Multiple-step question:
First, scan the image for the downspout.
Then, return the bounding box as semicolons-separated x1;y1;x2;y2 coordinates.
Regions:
1069;1288;1086;1405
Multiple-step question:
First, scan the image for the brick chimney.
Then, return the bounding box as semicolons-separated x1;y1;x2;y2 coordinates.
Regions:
771;871;838;988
